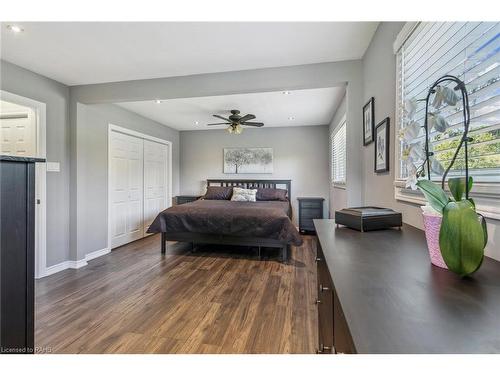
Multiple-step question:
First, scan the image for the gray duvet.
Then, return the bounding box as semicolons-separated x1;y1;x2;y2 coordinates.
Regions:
147;199;303;246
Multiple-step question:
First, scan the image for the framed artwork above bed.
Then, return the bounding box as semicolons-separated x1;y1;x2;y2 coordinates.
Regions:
223;147;273;174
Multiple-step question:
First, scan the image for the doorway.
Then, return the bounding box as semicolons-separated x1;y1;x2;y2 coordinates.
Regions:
0;90;47;279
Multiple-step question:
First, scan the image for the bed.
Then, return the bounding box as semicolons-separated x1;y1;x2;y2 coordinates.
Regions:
147;179;302;262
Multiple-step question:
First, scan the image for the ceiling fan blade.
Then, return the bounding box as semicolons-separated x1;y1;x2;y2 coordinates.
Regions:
207;123;229;125
242;122;264;127
238;114;256;123
213;114;231;121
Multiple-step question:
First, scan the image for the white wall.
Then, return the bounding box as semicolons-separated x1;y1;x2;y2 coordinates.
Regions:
180;125;330;224
362;22;500;261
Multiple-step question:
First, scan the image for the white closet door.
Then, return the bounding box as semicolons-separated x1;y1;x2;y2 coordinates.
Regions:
110;131;144;248
143;140;168;234
0;110;36;156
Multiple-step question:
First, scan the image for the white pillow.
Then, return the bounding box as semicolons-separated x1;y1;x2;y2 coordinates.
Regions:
231;187;257;202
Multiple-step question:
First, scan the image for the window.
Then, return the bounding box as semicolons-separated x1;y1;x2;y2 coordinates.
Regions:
395;22;500;185
331;120;346;186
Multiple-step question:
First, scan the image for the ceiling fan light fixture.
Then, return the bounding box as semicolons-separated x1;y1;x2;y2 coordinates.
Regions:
226;125;234;134
7;24;24;33
235;124;243;134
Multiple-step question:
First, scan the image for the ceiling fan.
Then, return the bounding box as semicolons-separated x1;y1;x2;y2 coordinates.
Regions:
207;109;264;134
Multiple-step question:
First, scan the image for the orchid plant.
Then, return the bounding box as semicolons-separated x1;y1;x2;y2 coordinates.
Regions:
400;75;488;277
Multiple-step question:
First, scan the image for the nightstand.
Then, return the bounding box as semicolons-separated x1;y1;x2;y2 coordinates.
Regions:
173;195;201;205
297;197;324;234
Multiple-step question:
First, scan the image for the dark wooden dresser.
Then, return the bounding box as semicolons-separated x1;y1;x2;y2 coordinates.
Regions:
0;155;44;354
297;197;324;234
313;219;500;354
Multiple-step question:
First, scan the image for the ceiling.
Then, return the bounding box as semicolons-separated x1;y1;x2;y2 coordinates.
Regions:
116;86;345;131
0;22;378;86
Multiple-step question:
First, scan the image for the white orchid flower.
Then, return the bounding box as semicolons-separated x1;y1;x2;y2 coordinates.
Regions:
404;120;421;141
402;148;411;161
432;86;445;109
409;142;425;161
428;113;448;133
441;86;459;106
431;157;445;175
404;98;418;119
432;85;460;109
405;163;418;190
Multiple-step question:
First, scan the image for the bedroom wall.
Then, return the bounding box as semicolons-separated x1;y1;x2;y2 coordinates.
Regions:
179;125;330;224
0;60;71;267
73;103;180;259
71;60;365;209
362;22;500;261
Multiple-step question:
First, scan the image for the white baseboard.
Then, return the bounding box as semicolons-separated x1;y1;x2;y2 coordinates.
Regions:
85;247;111;261
43;261;71;277
40;247;110;278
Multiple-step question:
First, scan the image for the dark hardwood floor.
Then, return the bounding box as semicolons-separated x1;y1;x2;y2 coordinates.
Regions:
35;234;318;353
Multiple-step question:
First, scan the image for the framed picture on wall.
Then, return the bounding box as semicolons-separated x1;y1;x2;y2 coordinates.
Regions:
363;97;375;145
374;117;390;173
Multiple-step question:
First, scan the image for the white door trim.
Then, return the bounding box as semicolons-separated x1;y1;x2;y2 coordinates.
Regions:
107;123;172;251
0;90;47;279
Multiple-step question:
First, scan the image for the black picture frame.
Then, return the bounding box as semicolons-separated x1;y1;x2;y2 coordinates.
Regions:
363;97;375;145
374;117;390;173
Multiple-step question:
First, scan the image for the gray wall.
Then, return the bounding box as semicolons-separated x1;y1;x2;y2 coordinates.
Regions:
180;126;330;224
0;60;181;265
1;60;70;266
73;103;180;259
362;22;500;261
71;60;365;209
328;94;347;218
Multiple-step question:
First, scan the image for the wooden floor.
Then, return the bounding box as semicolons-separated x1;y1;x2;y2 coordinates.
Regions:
35;234;318;353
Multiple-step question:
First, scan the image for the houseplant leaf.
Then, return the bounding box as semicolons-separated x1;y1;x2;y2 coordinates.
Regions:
479;213;488;247
439;200;485;277
448;177;466;201
416;180;449;213
467;176;473;194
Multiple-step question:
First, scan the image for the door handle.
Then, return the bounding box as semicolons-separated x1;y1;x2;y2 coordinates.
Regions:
319;284;330;292
316;344;333;354
315;298;322;304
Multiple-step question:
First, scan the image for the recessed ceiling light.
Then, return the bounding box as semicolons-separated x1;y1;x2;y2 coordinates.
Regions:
155;99;163;104
195;121;199;125
7;25;24;33
288;116;295;120
282;91;291;95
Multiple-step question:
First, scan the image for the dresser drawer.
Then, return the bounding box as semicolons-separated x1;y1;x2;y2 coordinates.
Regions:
300;207;322;219
300;218;315;231
300;201;323;209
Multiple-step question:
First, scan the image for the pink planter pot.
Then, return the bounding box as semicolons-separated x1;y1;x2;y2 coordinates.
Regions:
422;212;448;269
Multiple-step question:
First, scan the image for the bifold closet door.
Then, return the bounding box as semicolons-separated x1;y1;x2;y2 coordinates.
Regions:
143;140;168;234
110;131;144;248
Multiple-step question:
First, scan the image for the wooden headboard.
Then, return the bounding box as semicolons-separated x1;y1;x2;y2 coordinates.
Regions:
206;179;291;199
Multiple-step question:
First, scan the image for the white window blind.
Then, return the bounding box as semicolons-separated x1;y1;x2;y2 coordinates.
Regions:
331;121;346;185
396;22;500;183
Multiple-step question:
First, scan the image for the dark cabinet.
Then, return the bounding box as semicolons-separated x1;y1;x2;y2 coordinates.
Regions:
0;156;43;354
298;197;324;234
315;242;334;354
315;234;356;354
173;195;201;205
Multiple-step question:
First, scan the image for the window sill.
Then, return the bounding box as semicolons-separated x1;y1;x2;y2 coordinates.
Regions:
333;183;347;190
394;180;500;221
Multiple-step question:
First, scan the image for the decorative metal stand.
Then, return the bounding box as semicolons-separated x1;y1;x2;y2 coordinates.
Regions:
422;75;471;197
